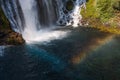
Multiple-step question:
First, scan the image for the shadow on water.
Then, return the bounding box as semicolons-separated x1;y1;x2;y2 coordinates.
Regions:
73;35;120;80
26;44;66;71
0;27;120;80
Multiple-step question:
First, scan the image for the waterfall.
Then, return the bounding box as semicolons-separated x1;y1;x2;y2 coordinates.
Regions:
18;0;41;41
0;0;86;43
56;0;86;27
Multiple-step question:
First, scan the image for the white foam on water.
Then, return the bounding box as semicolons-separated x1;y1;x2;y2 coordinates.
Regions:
23;30;70;43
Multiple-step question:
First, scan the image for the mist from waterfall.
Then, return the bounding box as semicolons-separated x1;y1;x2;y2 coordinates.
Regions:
0;0;86;43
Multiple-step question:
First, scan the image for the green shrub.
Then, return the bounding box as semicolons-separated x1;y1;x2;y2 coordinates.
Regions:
81;0;119;23
96;0;115;22
81;0;99;19
113;0;120;11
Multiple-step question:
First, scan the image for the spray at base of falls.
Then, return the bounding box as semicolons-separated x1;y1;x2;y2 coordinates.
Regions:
1;0;86;43
23;29;70;43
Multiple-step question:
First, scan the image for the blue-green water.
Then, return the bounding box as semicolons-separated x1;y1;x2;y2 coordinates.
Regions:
0;27;120;80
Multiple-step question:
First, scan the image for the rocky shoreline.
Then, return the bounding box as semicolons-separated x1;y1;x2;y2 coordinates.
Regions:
0;28;25;45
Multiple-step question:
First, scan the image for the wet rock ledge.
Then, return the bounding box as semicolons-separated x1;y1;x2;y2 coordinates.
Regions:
0;29;25;45
0;7;25;45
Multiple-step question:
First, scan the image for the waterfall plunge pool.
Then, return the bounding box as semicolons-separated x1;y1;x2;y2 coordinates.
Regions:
0;27;120;80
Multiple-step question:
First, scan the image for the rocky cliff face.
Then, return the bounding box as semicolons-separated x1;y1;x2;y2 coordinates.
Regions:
0;7;25;45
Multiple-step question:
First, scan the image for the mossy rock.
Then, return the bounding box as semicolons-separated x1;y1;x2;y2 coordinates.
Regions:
66;0;74;11
0;30;25;45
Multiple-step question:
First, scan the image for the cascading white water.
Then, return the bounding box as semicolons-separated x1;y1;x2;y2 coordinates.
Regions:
71;0;86;27
19;0;41;42
18;0;69;43
0;0;86;43
56;0;86;27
